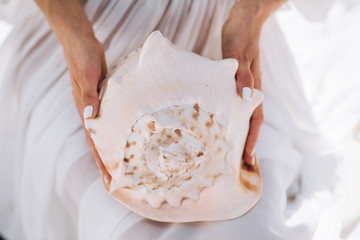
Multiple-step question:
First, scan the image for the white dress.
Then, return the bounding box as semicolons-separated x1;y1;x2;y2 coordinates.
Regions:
0;0;349;239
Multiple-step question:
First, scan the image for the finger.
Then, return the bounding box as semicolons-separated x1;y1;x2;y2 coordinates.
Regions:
85;129;112;185
80;70;101;120
243;105;263;166
236;60;254;101
250;56;262;91
72;82;111;184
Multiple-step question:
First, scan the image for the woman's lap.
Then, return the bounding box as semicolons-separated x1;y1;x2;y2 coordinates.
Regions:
0;1;344;239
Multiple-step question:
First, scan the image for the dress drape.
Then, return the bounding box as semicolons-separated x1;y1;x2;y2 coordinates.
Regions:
0;0;346;239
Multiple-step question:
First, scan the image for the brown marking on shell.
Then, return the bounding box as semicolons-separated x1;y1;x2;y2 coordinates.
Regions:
125;141;130;148
192;103;200;120
197;151;204;157
174;129;182;137
178;108;185;116
239;156;260;191
163;155;167;159
123;157;129;163
125;172;134;176
193;103;200;111
205;121;214;128
152;185;160;190
166;134;172;138
131;127;135;132
148;121;156;131
214;134;220;140
130;154;135;159
239;173;258;192
89;128;96;134
192;111;200;121
190;126;195;131
240;157;260;175
185;176;192;181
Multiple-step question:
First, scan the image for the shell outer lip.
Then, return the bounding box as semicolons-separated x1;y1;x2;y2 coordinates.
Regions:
101;155;263;223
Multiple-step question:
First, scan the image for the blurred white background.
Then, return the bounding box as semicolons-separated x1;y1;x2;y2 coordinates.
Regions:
0;19;11;46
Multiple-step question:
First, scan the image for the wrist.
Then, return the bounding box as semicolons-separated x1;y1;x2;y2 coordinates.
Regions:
36;0;95;46
230;0;286;25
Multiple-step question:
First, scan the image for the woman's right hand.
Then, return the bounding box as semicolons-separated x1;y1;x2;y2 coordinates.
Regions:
35;0;111;184
63;30;111;185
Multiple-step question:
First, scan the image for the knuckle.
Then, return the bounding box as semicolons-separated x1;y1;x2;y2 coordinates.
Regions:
236;72;253;85
82;92;96;103
237;56;251;63
79;68;101;83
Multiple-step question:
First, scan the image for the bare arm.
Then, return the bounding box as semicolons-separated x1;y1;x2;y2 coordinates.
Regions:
222;0;286;166
35;0;110;183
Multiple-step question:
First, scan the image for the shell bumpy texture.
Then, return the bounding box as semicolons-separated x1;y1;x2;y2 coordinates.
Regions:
122;104;232;208
86;31;264;222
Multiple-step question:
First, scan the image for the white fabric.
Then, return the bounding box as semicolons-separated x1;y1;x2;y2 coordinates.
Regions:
0;0;352;239
290;0;336;21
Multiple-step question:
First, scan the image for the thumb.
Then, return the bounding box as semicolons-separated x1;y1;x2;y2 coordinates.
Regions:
82;82;100;120
236;61;254;101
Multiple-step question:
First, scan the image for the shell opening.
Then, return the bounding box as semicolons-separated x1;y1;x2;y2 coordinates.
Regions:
120;104;232;208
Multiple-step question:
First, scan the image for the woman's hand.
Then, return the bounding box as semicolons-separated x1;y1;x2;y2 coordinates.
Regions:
35;0;111;183
63;31;111;184
222;0;285;166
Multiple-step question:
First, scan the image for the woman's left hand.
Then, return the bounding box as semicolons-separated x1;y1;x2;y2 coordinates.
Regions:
222;9;263;166
222;0;284;166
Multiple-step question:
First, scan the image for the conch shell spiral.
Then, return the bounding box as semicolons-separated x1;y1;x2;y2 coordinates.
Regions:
86;31;263;222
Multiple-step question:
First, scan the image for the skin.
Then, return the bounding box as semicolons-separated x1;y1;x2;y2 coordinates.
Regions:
222;0;286;166
35;0;286;184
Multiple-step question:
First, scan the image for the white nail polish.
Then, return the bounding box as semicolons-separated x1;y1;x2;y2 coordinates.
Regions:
251;148;256;156
83;105;93;119
104;175;109;185
242;87;252;101
251;156;255;166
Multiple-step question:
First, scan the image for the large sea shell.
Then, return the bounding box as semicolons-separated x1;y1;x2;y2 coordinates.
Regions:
85;31;263;222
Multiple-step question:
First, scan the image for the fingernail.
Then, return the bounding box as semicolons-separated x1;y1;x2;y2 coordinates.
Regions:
251;148;255;156
103;175;109;185
251;156;255;166
242;87;252;101
83;105;93;119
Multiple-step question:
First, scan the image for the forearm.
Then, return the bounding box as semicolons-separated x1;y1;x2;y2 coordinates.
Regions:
230;0;286;33
34;0;95;46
